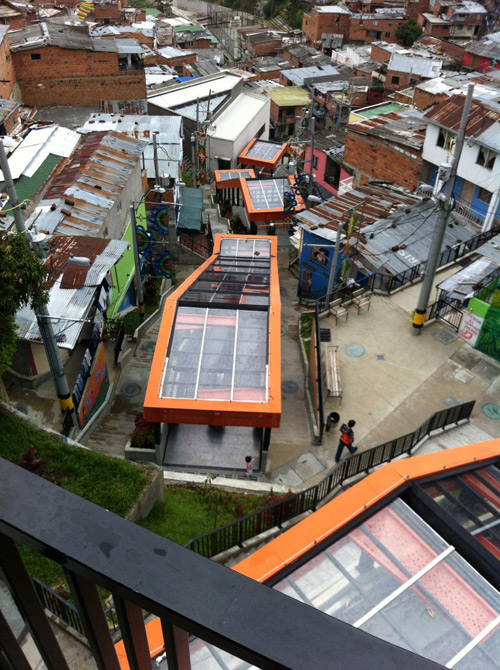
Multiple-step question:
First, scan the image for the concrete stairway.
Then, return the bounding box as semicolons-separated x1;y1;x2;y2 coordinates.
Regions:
82;319;162;459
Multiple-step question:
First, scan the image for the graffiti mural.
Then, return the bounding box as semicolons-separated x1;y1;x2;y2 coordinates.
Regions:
78;343;109;427
475;306;500;362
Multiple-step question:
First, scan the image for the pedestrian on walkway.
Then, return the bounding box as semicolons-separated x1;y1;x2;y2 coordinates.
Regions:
335;420;357;463
245;455;254;478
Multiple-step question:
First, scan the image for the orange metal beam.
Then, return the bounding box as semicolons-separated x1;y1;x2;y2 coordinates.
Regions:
234;439;500;583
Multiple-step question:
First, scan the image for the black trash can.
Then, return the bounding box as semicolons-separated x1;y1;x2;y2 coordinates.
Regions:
325;412;340;432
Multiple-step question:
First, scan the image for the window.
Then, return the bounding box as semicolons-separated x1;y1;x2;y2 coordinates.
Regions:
30;53;41;60
313;155;318;169
373;20;378;26
476;147;496;170
477;187;492;204
391;75;400;85
385;32;391;37
436;128;454;148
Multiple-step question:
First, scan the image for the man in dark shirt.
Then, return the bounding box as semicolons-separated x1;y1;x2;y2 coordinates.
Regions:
335;419;357;463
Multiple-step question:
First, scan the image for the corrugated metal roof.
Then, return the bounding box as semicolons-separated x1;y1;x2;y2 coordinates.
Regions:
388;54;442;78
16;236;128;349
0;125;80;182
6;154;61;210
357;200;478;275
296;184;421;239
424;95;500;142
268;86;311;107
347;110;426;151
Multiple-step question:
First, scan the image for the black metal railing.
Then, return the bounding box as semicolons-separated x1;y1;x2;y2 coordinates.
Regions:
298;225;500;304
32;579;120;639
185;401;475;558
0;459;439;670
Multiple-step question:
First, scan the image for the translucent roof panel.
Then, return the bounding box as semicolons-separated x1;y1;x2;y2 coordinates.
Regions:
160;307;268;402
220;237;271;258
422;465;500;561
453;623;500;670
216;170;255;182
243;140;283;162
273;498;500;669
245;179;289;211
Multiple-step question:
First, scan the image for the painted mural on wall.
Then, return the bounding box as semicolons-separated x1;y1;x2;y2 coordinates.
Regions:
475;306;500;362
78;343;109;427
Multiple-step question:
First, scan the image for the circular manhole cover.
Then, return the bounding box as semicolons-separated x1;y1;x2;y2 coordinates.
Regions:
141;340;156;353
344;343;365;358
482;403;500;420
282;380;299;394
122;383;141;397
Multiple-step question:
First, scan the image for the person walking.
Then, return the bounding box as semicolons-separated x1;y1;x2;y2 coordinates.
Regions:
335;420;357;463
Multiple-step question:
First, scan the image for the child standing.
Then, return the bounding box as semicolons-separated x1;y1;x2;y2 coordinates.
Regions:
245;455;254;478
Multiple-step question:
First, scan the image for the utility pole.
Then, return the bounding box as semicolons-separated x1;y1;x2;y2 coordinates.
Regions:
0;140;78;431
412;84;474;335
308;111;315;206
130;204;145;321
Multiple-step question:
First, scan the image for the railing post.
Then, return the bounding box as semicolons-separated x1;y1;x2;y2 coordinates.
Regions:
161;621;192;670
64;570;121;670
113;597;151;670
0;607;32;670
0;537;71;670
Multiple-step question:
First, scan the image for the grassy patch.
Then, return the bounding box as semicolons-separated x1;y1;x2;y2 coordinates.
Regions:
0;407;148;591
300;313;313;357
139;484;290;547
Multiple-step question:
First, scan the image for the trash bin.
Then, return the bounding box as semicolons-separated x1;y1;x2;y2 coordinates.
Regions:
325;411;340;432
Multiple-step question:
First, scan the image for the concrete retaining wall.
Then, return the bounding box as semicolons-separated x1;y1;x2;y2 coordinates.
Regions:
126;466;165;523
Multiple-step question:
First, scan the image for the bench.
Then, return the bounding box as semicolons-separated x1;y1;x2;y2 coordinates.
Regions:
325;345;342;403
352;289;371;315
329;298;348;325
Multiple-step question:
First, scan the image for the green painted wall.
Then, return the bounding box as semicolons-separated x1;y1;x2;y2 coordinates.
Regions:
475;306;500;362
467;297;490;319
107;204;146;318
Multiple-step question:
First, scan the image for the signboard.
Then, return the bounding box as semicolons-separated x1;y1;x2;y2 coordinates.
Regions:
78;343;109;427
458;310;484;347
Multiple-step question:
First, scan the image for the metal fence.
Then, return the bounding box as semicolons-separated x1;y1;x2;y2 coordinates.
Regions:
33;578;120;639
299;224;500;304
185;401;475;558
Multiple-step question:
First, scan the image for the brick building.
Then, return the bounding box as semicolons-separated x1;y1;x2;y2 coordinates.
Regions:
0;0;32;29
302;6;351;48
344;109;426;190
10;22;146;108
348;11;408;43
243;30;282;58
462;32;500;72
267;86;310;140
385;53;442;93
420;0;487;39
279;43;331;68
0;25;15;99
242;55;290;81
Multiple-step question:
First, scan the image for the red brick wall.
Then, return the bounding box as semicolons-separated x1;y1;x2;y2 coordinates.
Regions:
0;15;27;29
302;11;350;46
0;33;16;99
385;69;423;93
348;16;406;44
412;86;448;110
344;130;422;190
249;38;282;57
371;43;392;63
12;47;145;107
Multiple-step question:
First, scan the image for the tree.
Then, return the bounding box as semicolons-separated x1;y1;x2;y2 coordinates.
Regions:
0;232;47;376
396;19;423;47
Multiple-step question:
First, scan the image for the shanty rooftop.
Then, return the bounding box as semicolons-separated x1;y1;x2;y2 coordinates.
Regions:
8;21;140;52
347;109;427;151
424;95;500;150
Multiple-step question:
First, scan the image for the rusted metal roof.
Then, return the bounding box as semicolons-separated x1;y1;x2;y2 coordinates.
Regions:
44;236;110;290
424;95;500;137
346;110;427;151
296;183;421;238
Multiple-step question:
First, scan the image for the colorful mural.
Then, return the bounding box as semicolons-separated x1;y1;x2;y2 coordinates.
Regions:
78;344;109;427
475;306;500;362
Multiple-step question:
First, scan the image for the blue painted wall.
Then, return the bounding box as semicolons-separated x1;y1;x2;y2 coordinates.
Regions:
298;230;346;298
